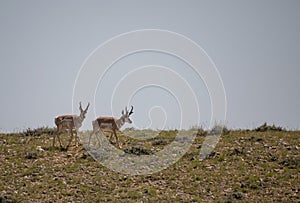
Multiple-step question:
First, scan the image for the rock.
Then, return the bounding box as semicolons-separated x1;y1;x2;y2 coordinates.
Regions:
152;139;168;146
230;148;245;156
225;191;245;203
25;151;38;159
124;146;153;155
279;158;300;169
36;146;44;152
248;136;263;142
0;194;14;203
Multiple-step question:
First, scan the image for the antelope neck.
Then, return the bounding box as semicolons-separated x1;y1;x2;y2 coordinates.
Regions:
74;115;84;128
115;116;125;129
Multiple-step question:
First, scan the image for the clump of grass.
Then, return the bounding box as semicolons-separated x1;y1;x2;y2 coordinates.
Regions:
279;157;300;169
188;125;208;137
195;127;207;137
254;122;285;132
158;130;178;137
144;187;157;196
127;190;143;199
225;191;245;202
152;139;168;146
123;127;136;131
20;126;56;136
209;123;230;135
230;148;246;156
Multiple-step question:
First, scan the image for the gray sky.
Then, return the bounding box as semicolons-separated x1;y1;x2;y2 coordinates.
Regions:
0;0;299;132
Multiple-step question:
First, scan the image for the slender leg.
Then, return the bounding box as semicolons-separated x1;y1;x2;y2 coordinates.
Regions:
95;130;101;147
89;129;101;148
109;132;114;143
114;130;120;148
57;133;63;148
67;130;73;148
74;131;79;146
88;131;94;148
53;130;57;147
54;127;63;148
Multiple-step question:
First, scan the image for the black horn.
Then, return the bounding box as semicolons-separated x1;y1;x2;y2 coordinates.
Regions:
129;106;134;116
79;102;83;112
85;102;90;111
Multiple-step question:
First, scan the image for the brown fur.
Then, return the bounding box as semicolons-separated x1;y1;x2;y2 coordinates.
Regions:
53;103;89;148
88;106;133;148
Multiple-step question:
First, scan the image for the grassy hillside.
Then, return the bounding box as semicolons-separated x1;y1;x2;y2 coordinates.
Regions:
0;127;299;202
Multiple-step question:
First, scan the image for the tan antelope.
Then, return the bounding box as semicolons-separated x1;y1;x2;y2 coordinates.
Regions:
53;102;90;148
88;106;134;148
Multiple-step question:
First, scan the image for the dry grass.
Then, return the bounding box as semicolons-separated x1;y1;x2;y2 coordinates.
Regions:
0;128;299;202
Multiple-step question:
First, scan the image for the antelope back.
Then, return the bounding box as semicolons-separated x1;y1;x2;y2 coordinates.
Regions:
55;115;76;131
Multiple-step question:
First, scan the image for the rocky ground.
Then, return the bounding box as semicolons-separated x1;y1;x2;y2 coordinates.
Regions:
0;126;299;202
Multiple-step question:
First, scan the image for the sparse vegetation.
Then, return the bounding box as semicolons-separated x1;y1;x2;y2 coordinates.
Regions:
0;126;299;202
210;123;230;135
254;122;285;132
20;127;56;137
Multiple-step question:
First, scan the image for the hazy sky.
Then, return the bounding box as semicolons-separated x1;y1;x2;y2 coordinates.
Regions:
0;0;299;132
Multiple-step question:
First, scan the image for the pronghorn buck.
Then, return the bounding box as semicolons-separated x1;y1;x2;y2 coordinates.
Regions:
53;102;90;148
89;106;134;148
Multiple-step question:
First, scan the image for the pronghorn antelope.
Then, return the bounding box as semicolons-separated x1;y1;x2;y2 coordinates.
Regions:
88;106;134;148
53;102;90;148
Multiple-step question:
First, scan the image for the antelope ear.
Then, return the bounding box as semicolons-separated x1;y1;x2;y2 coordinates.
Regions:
121;110;124;115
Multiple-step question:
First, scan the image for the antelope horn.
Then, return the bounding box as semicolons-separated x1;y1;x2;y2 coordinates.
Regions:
85;102;90;111
129;106;134;116
79;102;83;112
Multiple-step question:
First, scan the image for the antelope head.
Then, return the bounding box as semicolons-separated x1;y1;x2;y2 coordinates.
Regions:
79;102;90;120
121;106;134;124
